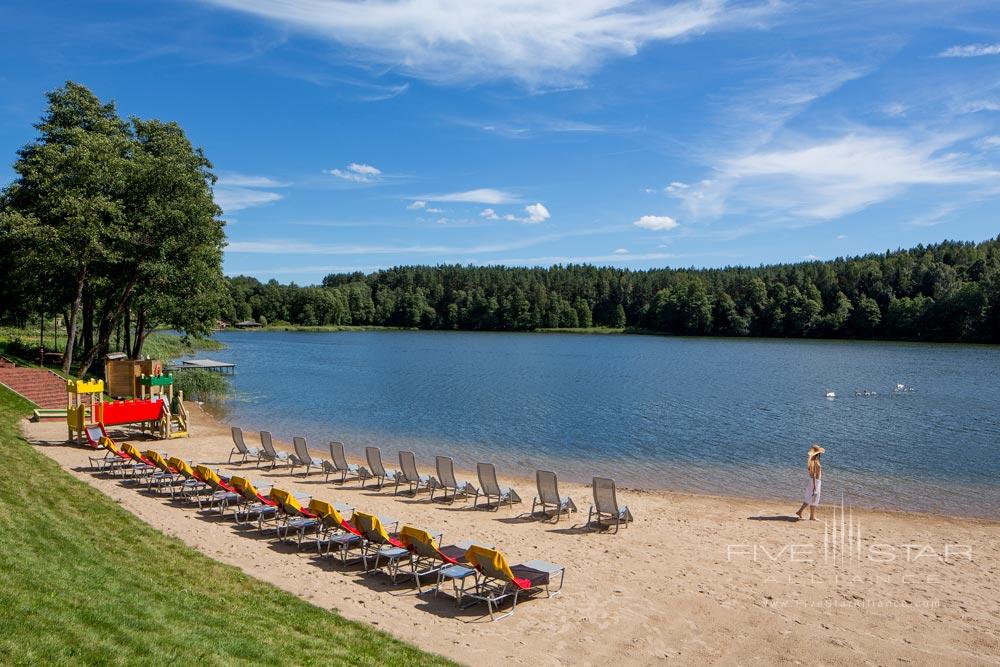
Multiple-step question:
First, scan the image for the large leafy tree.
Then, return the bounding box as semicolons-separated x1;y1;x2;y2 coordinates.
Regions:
3;82;131;372
0;82;226;374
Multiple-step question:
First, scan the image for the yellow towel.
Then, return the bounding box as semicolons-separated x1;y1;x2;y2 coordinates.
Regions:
167;457;195;478
268;488;303;515
399;525;438;551
308;499;344;526
465;545;517;582
230;476;251;497
352;511;391;542
121;442;143;459
143;450;169;471
98;435;120;453
195;464;223;487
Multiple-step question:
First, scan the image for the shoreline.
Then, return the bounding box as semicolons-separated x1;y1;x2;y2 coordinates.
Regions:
218;324;1000;347
200;399;1000;524
22;402;1000;664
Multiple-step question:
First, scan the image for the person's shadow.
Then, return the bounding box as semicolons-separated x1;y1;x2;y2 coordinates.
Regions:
747;515;800;522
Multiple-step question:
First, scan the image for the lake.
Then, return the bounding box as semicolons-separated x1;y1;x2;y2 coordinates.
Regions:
203;330;1000;518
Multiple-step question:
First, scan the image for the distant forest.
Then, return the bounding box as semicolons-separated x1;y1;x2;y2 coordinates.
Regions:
225;237;1000;343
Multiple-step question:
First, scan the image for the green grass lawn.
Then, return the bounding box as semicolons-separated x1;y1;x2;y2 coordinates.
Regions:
0;387;452;666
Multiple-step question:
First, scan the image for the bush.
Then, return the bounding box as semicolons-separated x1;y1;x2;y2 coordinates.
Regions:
172;368;230;401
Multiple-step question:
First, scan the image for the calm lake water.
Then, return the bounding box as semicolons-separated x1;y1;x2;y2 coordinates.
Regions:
203;330;1000;518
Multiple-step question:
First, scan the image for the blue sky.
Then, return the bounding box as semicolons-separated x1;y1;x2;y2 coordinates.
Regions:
2;1;999;283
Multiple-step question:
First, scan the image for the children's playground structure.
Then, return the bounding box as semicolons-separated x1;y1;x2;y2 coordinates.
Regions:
67;371;189;445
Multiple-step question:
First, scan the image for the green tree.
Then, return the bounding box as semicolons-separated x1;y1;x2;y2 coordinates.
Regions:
2;82;131;372
573;297;592;328
611;304;627;328
851;296;882;336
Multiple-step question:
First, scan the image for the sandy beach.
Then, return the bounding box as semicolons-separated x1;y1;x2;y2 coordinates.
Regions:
23;406;1000;665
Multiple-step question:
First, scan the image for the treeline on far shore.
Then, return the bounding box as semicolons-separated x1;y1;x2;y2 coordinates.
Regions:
225;237;1000;343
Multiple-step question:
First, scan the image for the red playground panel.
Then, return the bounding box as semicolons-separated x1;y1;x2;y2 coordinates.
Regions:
97;399;165;426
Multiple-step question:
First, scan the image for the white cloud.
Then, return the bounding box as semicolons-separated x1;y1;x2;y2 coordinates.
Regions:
836;234;847;240
421;188;520;204
718;132;998;219
634;215;680;231
200;0;775;87
407;200;427;210
939;43;1000;58
524;203;550;224
481;208;513;221
480;203;550;224
804;254;821;260
214;173;288;212
425;207;443;214
325;162;383;183
613;248;629;255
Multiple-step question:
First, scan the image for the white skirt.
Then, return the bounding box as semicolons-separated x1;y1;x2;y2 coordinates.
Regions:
804;478;821;506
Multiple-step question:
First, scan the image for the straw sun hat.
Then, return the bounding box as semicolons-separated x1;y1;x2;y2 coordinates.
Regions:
807;444;826;459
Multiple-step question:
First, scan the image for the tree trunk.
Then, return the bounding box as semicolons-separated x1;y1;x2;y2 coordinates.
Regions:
123;299;133;358
82;287;94;361
132;306;147;359
76;279;138;378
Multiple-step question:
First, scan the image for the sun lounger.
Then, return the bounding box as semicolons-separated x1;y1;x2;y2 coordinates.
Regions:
86;432;131;473
230;476;280;526
194;464;241;514
588;477;634;533
229;426;261;464
360;446;397;489
475;462;521;511
532;470;577;522
322;441;362;483
119;442;158;479
166;457;211;501
289;437;329;476
395;451;434;496
257;431;291;470
398;527;490;597
311;500;366;565
83;425;127;472
431;456;478;504
463;546;566;621
269;488;319;541
142;449;185;494
353;511;413;582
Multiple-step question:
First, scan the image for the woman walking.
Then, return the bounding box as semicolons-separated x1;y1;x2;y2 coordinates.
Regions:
795;444;824;521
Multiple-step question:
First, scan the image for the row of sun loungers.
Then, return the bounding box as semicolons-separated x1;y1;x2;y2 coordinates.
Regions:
85;426;569;620
230;427;634;532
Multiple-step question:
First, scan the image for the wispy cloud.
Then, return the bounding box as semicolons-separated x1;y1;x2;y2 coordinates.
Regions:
454;115;639;138
357;82;410;101
218;173;290;188
417;188;521;204
228;223;629;257
939;43;1000;58
214;173;289;212
199;0;777;87
670;131;999;222
718;131;997;219
324;162;383;183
